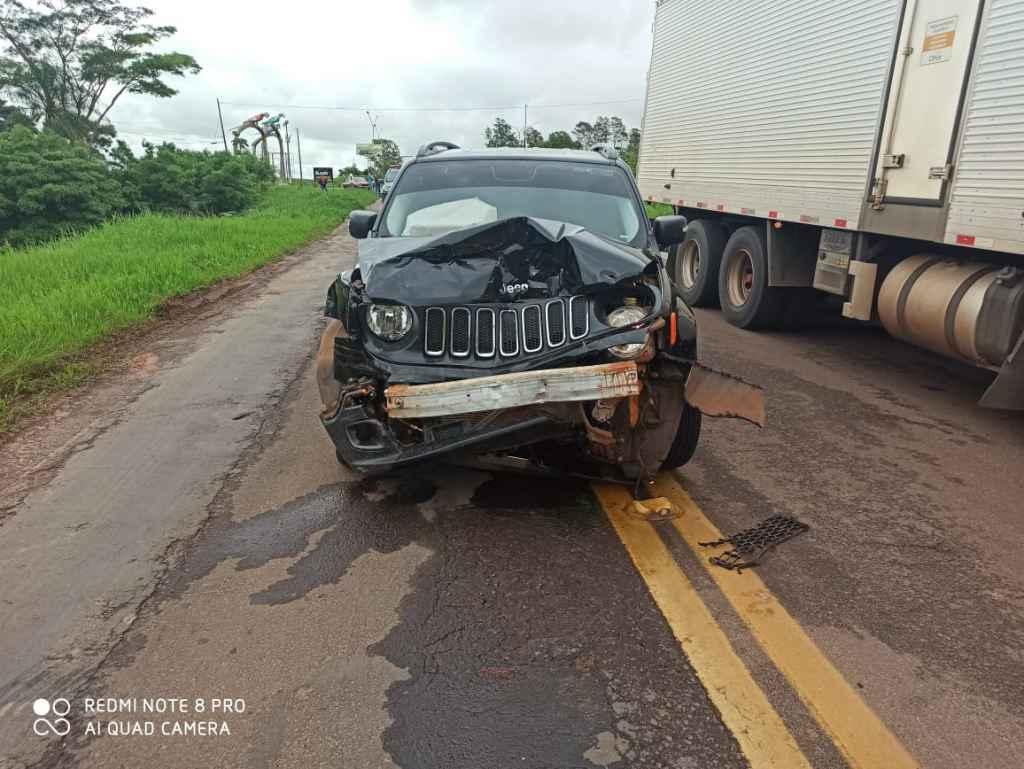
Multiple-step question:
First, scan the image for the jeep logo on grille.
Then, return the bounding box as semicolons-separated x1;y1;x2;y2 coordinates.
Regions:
500;282;529;297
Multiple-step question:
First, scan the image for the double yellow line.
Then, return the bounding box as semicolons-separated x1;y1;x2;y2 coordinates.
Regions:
594;477;920;769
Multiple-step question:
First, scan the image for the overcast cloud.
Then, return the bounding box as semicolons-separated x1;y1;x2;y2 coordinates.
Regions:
114;0;655;175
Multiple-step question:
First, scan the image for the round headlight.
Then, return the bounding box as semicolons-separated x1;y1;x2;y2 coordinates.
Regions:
366;303;413;341
607;305;648;359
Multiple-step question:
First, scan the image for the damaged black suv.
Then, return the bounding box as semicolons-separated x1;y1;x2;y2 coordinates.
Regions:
317;142;759;482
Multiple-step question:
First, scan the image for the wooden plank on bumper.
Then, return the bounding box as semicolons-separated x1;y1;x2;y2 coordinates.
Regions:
385;361;640;419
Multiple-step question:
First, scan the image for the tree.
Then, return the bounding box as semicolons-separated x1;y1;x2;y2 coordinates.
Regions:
524;126;544;148
608;116;628;149
592;116;611;144
544;130;578;149
622;128;642;173
367;138;401;179
115;141;273;215
571;121;595;149
0;0;200;145
0;96;31;131
484;117;520;148
0;125;121;245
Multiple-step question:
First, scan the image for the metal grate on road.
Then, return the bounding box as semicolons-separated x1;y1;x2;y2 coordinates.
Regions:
699;515;809;573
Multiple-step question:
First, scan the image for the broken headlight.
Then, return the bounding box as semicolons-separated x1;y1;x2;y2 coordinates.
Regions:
365;303;413;341
607;305;648;359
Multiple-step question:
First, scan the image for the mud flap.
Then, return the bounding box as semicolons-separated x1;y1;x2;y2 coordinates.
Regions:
980;332;1024;410
684;364;766;427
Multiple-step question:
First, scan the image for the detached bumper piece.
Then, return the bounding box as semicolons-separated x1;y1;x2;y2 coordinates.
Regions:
699;515;809;573
385;361;640;419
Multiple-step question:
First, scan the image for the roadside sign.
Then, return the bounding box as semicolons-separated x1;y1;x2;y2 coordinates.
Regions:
313;167;333;183
356;143;383;158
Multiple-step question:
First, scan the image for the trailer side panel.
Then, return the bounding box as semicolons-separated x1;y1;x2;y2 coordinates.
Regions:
945;0;1024;255
638;0;901;230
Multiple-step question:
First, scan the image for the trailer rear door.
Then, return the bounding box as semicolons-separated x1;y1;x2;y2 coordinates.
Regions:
874;0;983;204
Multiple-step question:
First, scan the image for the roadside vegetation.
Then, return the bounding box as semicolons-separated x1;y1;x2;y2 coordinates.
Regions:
0;185;375;431
646;201;673;219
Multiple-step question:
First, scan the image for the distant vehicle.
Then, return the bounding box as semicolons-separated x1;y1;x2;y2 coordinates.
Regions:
638;0;1024;409
381;166;401;196
343;176;369;189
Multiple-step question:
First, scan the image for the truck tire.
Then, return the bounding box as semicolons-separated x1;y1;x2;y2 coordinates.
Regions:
669;220;725;307
661;403;702;470
718;225;786;329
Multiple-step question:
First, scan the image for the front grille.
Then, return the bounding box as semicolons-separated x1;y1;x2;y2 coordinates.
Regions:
451;308;471;357
476;308;495;357
569;296;589;339
546;299;566;346
522;305;542;352
500;310;518;356
423;299;588;359
424;307;445;356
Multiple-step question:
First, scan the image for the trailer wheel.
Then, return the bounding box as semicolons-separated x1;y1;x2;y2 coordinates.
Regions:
669;220;725;307
718;226;786;329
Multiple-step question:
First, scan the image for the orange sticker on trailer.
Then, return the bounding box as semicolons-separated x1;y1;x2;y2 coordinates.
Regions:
921;17;957;65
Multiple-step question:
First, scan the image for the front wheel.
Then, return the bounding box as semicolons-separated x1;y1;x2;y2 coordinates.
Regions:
661;403;702;470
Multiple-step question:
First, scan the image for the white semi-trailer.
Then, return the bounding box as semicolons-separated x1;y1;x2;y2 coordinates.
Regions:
637;0;1024;407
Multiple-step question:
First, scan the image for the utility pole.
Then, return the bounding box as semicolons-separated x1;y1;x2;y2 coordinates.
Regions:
283;120;292;181
523;104;528;148
296;128;304;183
216;98;229;152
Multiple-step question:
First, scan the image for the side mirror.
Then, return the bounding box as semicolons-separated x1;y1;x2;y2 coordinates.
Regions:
349;210;378;239
653;215;688;247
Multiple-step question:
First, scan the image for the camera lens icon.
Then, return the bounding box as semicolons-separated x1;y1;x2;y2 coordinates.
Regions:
32;698;71;737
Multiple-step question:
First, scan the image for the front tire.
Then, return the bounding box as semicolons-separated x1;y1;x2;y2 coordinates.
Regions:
661;403;702;470
718;225;786;329
670;220;726;307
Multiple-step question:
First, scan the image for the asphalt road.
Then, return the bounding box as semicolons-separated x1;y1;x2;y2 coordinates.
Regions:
1;222;1022;769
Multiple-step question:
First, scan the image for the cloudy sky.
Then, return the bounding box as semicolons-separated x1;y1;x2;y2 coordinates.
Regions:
114;0;656;176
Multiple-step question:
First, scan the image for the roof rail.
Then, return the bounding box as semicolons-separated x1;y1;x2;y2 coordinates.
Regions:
416;141;460;158
589;143;619;161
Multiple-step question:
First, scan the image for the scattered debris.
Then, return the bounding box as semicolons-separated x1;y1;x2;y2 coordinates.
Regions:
629;496;679;522
699;514;809;572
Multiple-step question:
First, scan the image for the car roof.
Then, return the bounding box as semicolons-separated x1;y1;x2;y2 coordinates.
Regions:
413;147;620;166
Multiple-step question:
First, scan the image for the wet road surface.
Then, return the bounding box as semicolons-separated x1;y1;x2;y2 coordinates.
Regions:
1;224;1022;769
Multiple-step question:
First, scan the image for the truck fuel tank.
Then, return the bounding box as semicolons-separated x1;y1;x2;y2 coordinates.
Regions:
878;255;1024;369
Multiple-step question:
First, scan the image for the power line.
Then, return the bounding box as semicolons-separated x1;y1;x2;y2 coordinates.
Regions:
218;98;643;113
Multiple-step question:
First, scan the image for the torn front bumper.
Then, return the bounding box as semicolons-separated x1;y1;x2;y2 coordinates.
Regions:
384;361;640;418
321;361;640;473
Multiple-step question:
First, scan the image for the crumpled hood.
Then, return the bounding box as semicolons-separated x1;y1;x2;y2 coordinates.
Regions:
356;216;652;304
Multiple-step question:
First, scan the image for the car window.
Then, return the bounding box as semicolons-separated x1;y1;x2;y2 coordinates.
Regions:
381;159;646;246
384;168;400;182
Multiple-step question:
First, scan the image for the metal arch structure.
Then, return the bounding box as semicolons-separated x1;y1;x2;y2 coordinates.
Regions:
259;113;289;180
229;111;291;180
230;112;269;156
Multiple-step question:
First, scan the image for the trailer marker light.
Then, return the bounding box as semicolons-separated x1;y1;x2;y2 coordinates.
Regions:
717;204;725;211
834;218;848;228
670;311;678;345
956;234;976;246
768;210;780;219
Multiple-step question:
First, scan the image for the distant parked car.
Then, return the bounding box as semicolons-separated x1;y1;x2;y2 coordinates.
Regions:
343;176;369;189
381;166;401;196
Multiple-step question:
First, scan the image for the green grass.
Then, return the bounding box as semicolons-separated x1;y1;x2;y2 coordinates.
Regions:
0;184;376;430
645;201;674;219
